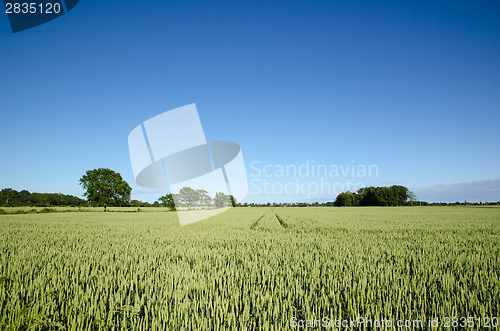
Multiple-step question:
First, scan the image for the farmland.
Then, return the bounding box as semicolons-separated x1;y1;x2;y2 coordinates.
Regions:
0;206;499;330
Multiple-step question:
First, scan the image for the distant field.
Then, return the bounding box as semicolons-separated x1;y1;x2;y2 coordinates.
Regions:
0;207;499;330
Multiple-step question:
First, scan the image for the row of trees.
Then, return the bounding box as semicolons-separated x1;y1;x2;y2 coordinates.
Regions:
430;201;498;206
5;168;463;209
157;187;236;210
334;185;415;206
0;188;86;207
1;169;237;209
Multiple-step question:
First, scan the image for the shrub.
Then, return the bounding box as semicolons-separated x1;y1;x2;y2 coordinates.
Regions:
39;208;57;213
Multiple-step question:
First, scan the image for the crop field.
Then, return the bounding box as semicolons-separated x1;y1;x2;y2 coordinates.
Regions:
0;206;499;330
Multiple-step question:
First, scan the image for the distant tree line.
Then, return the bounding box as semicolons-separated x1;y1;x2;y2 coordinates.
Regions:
429;201;499;206
156;187;236;210
237;202;333;207
237;186;423;207
238;198;499;208
6;166;497;209
0;188;86;207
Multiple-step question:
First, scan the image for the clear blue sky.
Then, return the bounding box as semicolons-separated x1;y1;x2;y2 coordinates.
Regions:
1;0;499;203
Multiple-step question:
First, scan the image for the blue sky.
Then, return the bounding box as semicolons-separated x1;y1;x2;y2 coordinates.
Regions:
1;0;499;203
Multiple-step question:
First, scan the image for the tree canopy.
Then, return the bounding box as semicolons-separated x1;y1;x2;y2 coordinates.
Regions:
334;185;411;207
0;188;86;207
79;168;132;206
159;187;234;208
157;194;177;211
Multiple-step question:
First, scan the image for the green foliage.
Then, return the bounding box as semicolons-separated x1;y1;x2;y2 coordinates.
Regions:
157;194;177;211
78;168;132;206
358;185;409;206
0;188;18;206
334;185;410;206
130;200;152;207
0;207;83;215
0;207;498;329
39;207;57;213
229;195;236;207
0;188;86;207
333;191;359;206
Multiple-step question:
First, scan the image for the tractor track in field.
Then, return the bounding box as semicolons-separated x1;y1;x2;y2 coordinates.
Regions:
275;214;289;229
250;214;266;230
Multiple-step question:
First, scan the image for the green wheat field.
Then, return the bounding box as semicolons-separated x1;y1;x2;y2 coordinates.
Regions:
0;206;499;330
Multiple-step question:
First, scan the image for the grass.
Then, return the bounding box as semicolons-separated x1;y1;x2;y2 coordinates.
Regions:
0;206;498;330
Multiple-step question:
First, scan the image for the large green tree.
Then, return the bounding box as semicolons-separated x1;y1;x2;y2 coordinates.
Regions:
79;168;132;206
0;188;18;206
229;195;236;207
